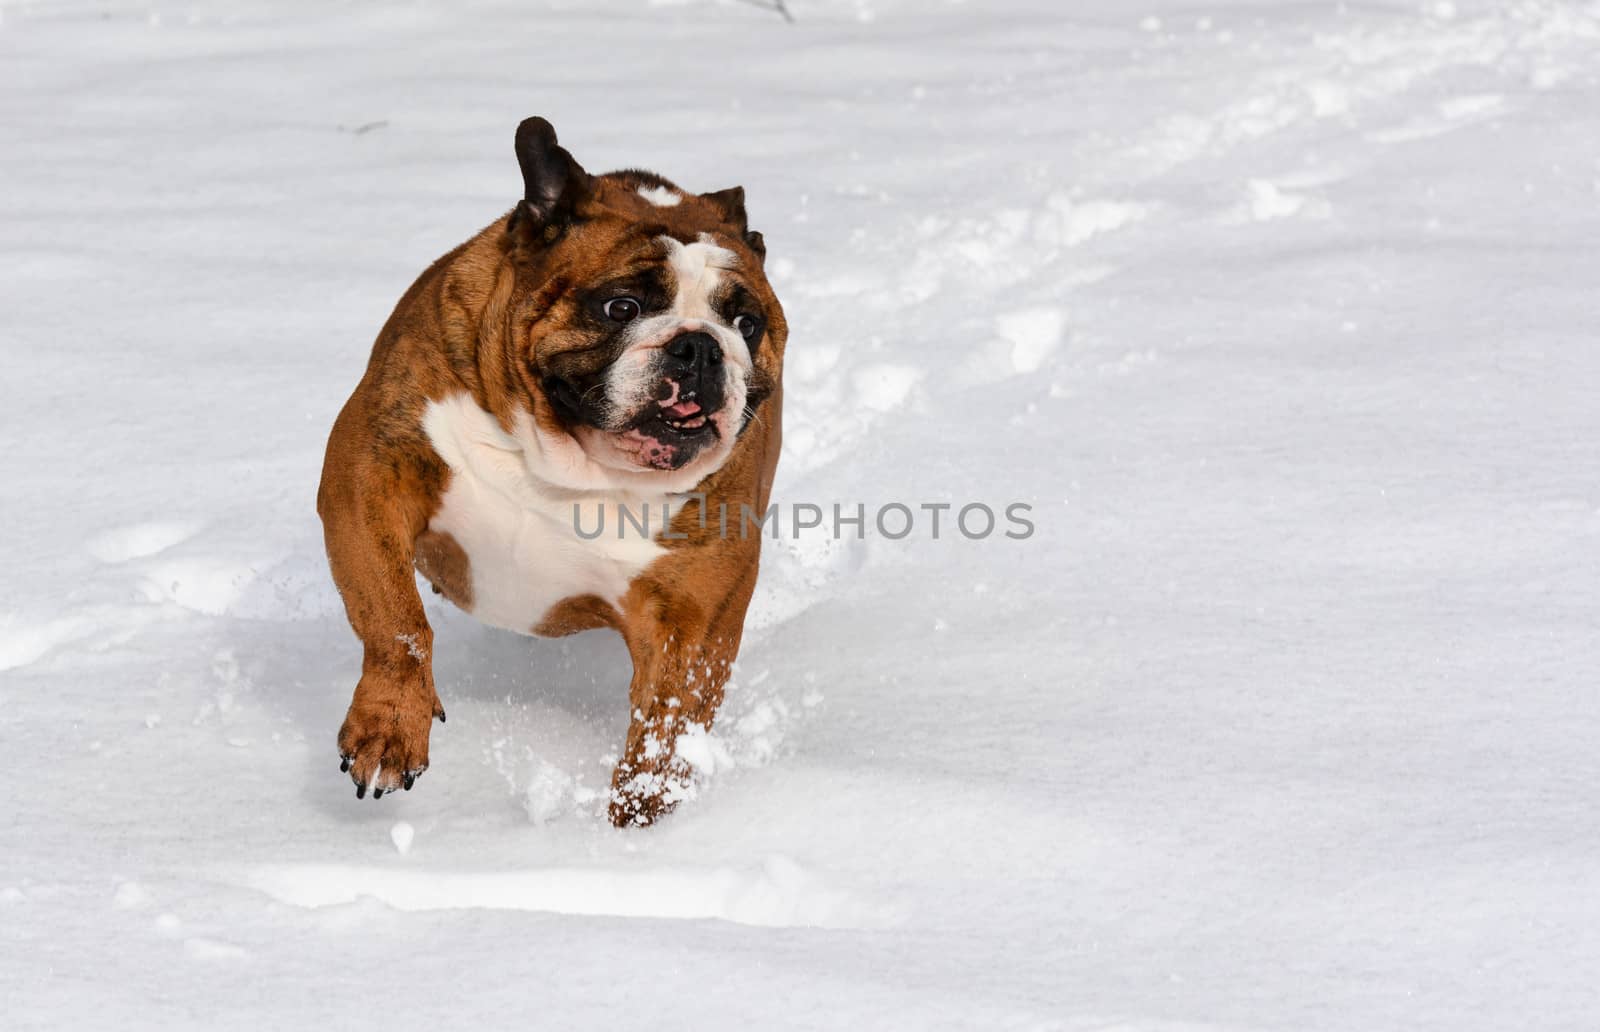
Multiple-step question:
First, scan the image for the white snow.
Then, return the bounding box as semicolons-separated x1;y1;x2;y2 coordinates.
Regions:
86;521;201;564
244;855;881;929
111;881;149;910
388;821;415;856
6;0;1600;1028
996;307;1066;374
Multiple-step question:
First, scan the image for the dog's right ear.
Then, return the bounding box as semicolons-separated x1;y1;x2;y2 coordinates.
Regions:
509;117;591;240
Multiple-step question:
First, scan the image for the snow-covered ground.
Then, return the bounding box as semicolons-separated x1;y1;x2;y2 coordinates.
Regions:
5;0;1600;1027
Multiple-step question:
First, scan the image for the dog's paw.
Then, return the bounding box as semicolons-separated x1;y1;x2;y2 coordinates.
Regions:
607;784;678;828
607;752;694;828
336;690;445;799
601;784;672;825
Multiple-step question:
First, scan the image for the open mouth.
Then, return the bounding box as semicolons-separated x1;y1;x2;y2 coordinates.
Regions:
642;400;715;442
606;398;723;472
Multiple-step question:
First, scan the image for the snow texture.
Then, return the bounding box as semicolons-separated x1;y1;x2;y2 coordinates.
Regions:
4;0;1600;1028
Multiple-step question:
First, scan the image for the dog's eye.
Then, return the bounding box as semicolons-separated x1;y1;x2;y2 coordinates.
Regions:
734;314;761;341
603;297;641;322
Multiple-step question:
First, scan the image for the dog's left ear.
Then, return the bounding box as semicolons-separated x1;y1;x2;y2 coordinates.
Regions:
703;185;766;261
702;186;748;230
511;117;592;239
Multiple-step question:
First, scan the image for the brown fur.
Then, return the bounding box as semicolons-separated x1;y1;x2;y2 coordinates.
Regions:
318;157;785;821
412;530;473;611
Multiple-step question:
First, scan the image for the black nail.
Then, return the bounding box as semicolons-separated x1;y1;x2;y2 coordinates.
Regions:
355;783;367;800
374;788;384;799
437;710;447;723
403;774;415;790
340;757;351;773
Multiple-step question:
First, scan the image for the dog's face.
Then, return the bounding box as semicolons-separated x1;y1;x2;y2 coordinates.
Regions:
505;119;784;487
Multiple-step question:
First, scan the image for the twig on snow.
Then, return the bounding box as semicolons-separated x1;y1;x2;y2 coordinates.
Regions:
739;0;795;24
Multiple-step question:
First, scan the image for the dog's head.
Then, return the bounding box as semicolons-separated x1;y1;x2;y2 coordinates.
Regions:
504;117;785;489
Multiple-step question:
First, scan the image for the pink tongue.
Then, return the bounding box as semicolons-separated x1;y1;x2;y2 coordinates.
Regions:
663;400;702;418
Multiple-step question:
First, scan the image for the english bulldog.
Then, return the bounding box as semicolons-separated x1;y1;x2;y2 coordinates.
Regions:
317;117;785;826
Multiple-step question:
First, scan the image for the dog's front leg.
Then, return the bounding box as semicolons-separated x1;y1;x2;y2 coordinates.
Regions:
608;555;759;827
317;434;446;799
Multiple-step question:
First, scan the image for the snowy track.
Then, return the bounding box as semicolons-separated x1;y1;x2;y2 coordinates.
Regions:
4;1;1600;1028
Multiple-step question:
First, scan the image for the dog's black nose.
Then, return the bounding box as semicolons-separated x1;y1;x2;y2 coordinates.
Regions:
664;332;722;370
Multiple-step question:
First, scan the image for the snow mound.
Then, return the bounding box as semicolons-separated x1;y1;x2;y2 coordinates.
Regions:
241;855;888;929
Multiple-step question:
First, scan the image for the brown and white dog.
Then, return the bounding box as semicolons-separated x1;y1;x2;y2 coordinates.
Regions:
317;117;785;827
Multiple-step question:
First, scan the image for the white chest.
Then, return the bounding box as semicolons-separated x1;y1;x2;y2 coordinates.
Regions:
421;394;678;635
